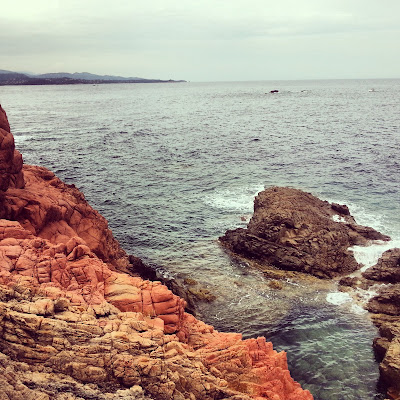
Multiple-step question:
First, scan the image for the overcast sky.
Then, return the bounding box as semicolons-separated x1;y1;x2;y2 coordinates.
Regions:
1;0;399;81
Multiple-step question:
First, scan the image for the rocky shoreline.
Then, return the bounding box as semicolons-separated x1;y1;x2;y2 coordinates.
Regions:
220;186;400;399
0;105;312;400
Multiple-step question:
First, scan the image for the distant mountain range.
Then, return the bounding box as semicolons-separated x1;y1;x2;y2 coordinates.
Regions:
0;70;185;86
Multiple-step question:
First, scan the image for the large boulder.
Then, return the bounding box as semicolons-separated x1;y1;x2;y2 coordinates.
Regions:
220;187;389;278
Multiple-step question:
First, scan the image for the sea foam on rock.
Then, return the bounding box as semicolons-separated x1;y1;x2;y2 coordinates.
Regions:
0;105;313;400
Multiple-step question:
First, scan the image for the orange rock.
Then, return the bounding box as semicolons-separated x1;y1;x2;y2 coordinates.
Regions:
0;106;314;400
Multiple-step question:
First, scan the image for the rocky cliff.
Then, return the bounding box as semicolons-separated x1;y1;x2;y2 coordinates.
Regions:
360;248;400;398
0;105;313;400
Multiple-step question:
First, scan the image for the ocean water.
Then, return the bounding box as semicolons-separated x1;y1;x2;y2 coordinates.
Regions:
2;79;400;399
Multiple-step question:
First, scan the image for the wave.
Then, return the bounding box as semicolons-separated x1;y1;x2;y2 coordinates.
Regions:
203;185;265;213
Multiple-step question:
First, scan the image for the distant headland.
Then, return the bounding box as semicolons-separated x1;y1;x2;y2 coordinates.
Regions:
0;69;186;86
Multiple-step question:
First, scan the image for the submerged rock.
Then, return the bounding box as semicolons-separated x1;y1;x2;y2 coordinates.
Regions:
0;107;313;399
220;186;389;278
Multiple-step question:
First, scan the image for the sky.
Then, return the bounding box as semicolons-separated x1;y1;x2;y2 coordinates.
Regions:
1;0;400;81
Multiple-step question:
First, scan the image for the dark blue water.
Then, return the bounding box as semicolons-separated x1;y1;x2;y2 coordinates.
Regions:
2;79;399;399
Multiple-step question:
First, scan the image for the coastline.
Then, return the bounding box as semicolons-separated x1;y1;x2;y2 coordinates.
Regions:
0;105;312;399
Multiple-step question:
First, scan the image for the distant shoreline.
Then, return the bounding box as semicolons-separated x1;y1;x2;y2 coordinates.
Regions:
0;78;186;86
0;70;186;86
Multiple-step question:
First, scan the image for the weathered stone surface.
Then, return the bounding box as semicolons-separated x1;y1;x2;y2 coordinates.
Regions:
363;248;400;283
1;165;129;270
0;107;313;399
363;249;400;397
0;283;312;400
0;105;24;191
220;187;389;278
367;285;400;316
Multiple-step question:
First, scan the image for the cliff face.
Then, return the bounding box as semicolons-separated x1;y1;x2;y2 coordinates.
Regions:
0;106;313;400
361;249;400;398
0;106;24;191
220;187;389;278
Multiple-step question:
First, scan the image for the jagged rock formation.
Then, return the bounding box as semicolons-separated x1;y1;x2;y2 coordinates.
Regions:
361;249;400;397
0;106;313;400
220;187;389;278
363;248;400;283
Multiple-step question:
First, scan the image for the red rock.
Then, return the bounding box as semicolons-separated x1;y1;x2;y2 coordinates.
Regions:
0;106;314;400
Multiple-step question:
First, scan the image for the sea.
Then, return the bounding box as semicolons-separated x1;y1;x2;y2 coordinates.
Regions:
1;79;399;400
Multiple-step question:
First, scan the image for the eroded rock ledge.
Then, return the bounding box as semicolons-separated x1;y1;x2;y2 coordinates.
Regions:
0;105;312;400
220;187;389;278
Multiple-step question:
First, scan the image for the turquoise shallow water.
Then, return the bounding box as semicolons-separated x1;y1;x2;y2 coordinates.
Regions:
2;79;399;399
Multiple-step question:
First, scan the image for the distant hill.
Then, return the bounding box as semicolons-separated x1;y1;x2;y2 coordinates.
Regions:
0;70;186;86
33;72;145;81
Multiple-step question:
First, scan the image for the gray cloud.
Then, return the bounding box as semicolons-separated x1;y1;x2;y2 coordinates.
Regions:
1;0;400;80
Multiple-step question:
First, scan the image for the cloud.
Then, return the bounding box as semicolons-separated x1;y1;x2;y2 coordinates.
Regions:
2;0;400;80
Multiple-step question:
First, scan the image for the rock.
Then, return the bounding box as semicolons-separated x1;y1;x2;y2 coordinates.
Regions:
268;280;283;290
126;256;216;316
363;249;400;283
365;250;400;395
0;105;24;191
338;276;362;288
1;164;129;270
220;187;389;278
367;285;400;316
0;107;313;400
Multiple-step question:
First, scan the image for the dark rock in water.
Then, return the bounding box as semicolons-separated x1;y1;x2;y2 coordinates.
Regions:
219;186;390;278
338;276;362;288
331;202;351;216
363;248;400;283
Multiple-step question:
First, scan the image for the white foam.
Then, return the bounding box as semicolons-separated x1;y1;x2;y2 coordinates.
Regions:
326;292;352;305
332;214;346;223
323;196;391;237
350;239;400;271
204;185;264;213
14;134;32;144
350;303;368;314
